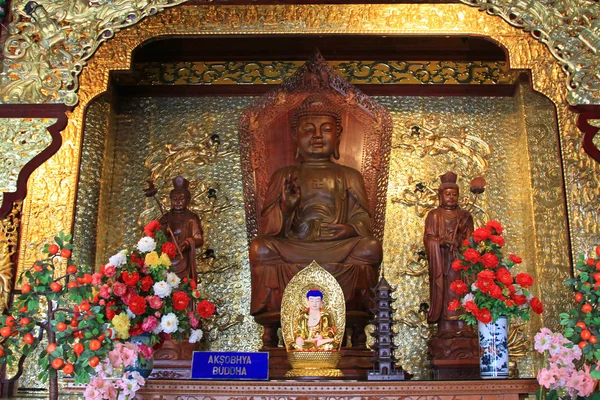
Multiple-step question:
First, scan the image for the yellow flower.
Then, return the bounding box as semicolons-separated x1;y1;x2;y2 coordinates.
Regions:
145;251;160;266
160;253;172;266
112;312;130;340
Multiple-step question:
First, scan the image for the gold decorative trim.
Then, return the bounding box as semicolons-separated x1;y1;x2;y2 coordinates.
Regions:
459;0;600;105
0;118;55;193
0;201;21;312
0;2;598;105
121;60;516;86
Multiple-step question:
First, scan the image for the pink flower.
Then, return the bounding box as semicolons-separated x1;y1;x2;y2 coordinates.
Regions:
98;285;112;299
138;344;154;359
146;295;163;310
537;368;556;389
91;273;103;286
113;282;127;297
104;264;116;277
188;311;200;329
142;316;158;332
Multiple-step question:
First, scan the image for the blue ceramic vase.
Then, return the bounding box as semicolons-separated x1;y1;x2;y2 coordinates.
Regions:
125;334;154;379
478;316;509;379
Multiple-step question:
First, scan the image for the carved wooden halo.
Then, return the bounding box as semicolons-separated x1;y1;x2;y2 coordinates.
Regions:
280;261;346;352
238;49;393;242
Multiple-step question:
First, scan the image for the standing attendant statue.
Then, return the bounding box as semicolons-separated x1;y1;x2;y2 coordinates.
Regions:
424;172;474;338
159;176;204;283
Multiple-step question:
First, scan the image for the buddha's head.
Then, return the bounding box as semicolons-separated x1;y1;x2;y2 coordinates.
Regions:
292;95;343;161
438;172;459;209
306;288;324;311
170;176;191;213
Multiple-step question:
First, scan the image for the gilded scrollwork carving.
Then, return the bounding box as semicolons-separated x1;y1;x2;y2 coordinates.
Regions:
0;118;55;193
119;60;516;86
0;0;187;105
460;0;600;104
0;201;22;312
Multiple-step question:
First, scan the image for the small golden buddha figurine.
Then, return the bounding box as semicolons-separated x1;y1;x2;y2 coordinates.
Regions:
293;288;337;351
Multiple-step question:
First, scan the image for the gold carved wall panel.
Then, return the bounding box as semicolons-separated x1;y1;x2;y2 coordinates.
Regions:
11;3;591;378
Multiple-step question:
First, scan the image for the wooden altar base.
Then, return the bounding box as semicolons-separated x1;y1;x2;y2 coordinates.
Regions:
267;347;374;380
62;378;539;399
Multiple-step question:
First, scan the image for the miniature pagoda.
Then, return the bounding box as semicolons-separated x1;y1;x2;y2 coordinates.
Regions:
368;275;405;381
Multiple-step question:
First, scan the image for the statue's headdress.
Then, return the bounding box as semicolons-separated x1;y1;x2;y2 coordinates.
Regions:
306;287;323;299
170;176;191;200
438;171;459;193
291;95;342;138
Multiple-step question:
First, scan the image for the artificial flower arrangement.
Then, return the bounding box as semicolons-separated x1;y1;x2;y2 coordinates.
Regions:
448;220;544;324
0;232;113;400
91;219;216;350
533;246;600;400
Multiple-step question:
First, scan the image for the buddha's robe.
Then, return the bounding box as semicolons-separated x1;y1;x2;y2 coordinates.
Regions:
250;161;382;315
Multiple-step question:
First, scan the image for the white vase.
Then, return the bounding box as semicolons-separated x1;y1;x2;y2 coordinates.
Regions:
477;316;509;379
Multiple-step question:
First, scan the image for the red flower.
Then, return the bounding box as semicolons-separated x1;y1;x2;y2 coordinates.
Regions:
106;301;117;320
490;235;505;247
476;308;492;324
129;323;144;337
472;226;492;243
463;239;470;247
452;259;467;272
587;258;595;267
509;254;523;264
190;280;197;289
515;272;534;288
486;220;503;235
476;277;495;293
496;268;513;286
450;280;468;295
511;294;527;306
464;301;479;313
121;271;140;287
463;248;481;264
197;299;216;318
140;276;154;292
489;284;503;300
161;242;177;259
477;270;495;280
531;297;544;314
481;253;499;269
505;300;514;307
131;253;144;267
172;291;191;311
129;295;147;315
448;299;460;311
144;220;161;238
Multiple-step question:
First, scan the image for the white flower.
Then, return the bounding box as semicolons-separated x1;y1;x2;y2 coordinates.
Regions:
189;329;203;343
160;313;179;334
152;324;163;335
109;251;127;267
166;272;181;288
126;308;136;319
136;236;156;253
471;283;479;292
461;293;475;306
153;281;172;298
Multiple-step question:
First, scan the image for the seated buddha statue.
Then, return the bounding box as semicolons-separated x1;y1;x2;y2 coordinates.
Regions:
249;95;383;346
293;288;338;351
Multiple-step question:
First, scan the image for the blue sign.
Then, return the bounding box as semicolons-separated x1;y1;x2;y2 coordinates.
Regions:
191;351;269;380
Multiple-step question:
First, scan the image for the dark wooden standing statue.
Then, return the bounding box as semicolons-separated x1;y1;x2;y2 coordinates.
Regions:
153;176;204;373
424;172;479;379
159;176;204;283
